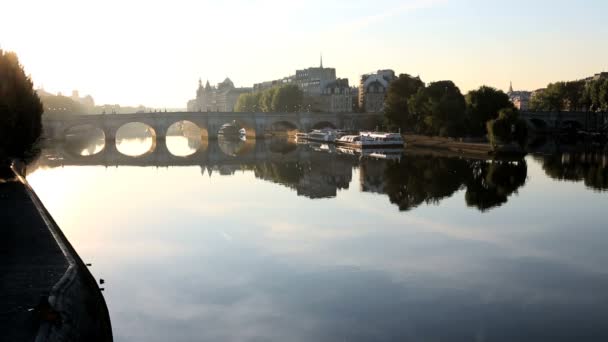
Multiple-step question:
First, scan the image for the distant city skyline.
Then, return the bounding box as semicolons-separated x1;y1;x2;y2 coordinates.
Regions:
2;0;607;108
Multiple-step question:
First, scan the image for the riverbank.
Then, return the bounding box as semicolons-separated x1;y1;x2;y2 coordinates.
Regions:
0;162;112;341
403;134;527;158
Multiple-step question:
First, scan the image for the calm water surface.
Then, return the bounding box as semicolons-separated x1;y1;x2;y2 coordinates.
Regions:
26;132;608;341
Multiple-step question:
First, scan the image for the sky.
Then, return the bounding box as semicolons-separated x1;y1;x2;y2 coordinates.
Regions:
1;0;607;108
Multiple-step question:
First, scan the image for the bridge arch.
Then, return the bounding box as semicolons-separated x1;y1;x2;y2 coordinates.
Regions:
311;121;337;130
214;119;257;139
115;122;157;157
267;120;299;136
166;120;208;157
217;136;256;157
561;120;583;132
63;124;106;156
528;118;548;131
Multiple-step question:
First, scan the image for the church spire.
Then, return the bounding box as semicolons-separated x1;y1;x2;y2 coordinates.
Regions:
320;53;323;68
508;81;513;94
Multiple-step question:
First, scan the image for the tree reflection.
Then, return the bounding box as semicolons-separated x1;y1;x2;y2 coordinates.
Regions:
539;151;608;191
383;155;527;212
384;156;470;211
464;160;527;211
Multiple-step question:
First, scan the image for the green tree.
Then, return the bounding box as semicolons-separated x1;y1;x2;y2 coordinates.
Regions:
383;74;424;131
236;93;260;112
529;82;568;111
486;107;528;147
408;80;467;136
261;87;277;112
465;86;514;136
0;50;43;158
563;80;586;111
271;84;303;112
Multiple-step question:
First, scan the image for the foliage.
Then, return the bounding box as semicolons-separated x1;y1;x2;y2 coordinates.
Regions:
235;92;262;112
272;85;303;112
465;86;513;136
383;74;424;131
486;108;528;147
39;94;87;114
0;50;43;158
530;79;608;112
235;85;303;113
408;80;467;137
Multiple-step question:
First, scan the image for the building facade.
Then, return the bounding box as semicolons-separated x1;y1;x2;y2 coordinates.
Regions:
316;79;353;113
188;78;252;112
359;70;396;113
508;83;532;111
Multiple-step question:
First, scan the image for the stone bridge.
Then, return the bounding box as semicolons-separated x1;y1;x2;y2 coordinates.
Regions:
521;111;608;132
42;111;384;141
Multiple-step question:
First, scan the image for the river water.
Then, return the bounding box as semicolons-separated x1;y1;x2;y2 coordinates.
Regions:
26;129;608;341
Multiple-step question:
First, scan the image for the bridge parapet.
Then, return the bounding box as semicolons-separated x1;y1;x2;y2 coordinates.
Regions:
520;111;608;132
42;111;384;141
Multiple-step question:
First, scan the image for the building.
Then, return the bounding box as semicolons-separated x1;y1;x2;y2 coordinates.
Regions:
294;56;337;96
71;90;95;110
253;76;293;93
507;82;532;111
584;72;608;82
316;78;353;113
188;78;252;112
359;70;396;113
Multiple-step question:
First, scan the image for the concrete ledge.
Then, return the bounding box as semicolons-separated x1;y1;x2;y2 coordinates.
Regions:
11;162;113;342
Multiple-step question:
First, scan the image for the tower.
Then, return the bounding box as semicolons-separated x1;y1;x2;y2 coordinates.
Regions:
320;53;323;68
508;81;513;94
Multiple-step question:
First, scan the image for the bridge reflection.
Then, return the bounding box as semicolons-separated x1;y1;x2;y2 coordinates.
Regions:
33;134;581;211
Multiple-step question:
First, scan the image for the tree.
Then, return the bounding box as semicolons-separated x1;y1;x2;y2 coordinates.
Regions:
235;93;261;112
563;80;586;111
383;74;424;131
486;107;528;147
0;50;43;158
271;84;303;112
38;94;86;114
408;81;467;136
261;87;277;112
529;82;570;112
465;86;514;136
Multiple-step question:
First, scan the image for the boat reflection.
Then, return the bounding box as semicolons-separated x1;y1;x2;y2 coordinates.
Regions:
28;135;608;211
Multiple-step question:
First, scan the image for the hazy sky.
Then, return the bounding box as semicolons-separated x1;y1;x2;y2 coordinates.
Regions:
2;0;607;108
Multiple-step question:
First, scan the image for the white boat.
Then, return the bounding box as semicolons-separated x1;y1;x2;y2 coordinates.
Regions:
301;129;338;143
336;132;404;149
336;146;402;160
295;132;309;143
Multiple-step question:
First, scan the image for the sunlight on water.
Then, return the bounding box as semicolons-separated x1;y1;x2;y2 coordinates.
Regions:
24;136;608;342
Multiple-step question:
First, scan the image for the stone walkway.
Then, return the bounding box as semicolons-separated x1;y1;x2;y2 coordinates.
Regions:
0;172;69;341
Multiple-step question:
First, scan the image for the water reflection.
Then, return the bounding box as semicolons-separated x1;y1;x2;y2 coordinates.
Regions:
116;123;155;157
64;124;105;156
29;135;608;211
536;151;608;191
31;134;536;211
166;121;204;157
25;136;608;342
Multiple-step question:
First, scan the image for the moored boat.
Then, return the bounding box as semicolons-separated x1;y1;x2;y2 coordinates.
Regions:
301;129;338;143
336;131;404;149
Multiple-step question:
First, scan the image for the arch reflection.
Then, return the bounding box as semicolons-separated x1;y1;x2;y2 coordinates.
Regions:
115;122;156;157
